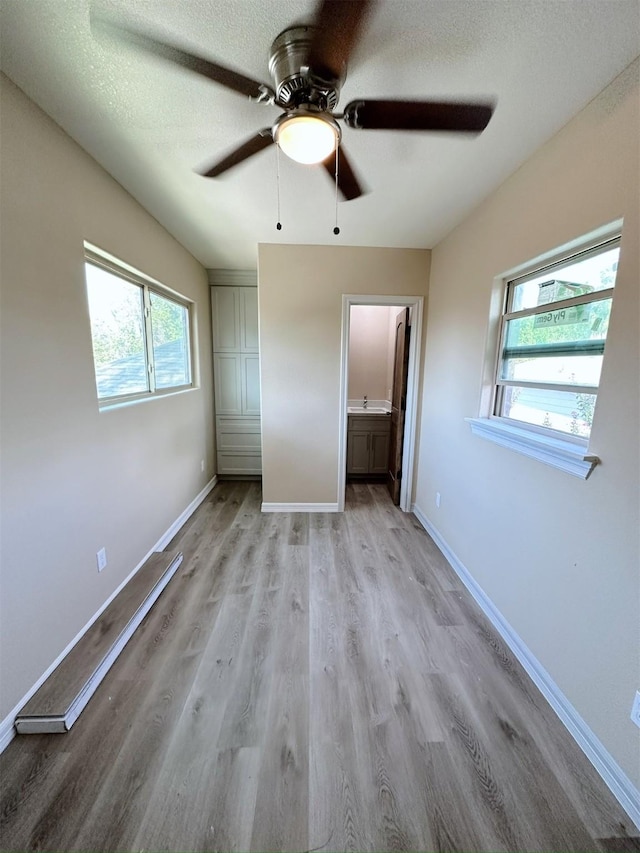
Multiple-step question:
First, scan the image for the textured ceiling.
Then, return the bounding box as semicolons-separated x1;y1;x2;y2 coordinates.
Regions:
1;0;639;269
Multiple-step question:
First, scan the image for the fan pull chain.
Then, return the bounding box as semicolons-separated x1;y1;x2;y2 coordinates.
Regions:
333;146;340;235
276;143;282;231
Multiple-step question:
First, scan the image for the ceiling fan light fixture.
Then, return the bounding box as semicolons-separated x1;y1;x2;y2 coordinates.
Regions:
274;112;340;165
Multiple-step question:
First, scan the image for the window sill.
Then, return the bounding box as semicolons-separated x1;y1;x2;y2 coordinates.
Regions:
465;417;599;479
98;385;195;412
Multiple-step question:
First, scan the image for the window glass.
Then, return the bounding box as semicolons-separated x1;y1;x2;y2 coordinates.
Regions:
86;264;148;399
85;255;192;404
150;291;191;390
500;298;612;386
500;386;598;438
510;247;618;311
495;240;619;439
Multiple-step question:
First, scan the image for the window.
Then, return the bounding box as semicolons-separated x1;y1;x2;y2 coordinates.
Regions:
85;251;192;404
494;238;619;441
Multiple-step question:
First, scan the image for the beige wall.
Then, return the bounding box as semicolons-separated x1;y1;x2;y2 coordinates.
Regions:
348;305;398;401
258;245;429;505
414;59;640;784
0;77;214;724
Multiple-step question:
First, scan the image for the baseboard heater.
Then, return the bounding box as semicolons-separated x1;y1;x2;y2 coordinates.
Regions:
15;550;183;734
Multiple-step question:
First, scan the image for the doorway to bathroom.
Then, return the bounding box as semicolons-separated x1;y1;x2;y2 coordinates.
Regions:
338;294;424;513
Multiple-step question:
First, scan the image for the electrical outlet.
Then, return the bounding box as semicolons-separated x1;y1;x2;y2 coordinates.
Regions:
435;491;441;508
96;547;107;573
631;691;640;728
201;459;205;472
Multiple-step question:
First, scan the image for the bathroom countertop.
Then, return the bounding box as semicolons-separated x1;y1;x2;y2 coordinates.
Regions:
347;406;391;415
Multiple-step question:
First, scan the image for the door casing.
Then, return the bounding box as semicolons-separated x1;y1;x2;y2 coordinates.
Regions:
338;294;424;513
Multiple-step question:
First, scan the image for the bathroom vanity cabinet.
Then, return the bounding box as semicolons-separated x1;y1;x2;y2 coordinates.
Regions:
210;274;261;476
347;414;390;476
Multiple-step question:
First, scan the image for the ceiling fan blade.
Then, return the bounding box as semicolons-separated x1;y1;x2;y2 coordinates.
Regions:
343;99;494;132
92;15;272;101
200;130;274;178
322;146;365;201
308;0;372;82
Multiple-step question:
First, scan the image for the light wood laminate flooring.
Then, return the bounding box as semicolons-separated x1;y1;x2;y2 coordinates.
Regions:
1;481;638;852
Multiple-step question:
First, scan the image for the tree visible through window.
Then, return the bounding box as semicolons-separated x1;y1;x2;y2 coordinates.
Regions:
150;291;191;390
495;239;619;439
85;254;192;403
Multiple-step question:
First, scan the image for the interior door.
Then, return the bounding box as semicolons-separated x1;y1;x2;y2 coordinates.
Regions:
387;307;411;505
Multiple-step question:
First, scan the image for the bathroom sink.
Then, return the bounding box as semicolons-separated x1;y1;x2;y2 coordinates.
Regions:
348;406;390;415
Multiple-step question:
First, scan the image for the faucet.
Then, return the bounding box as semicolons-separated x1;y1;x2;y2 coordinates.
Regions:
363;395;368;409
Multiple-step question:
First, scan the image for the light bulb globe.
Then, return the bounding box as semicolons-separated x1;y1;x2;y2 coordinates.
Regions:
274;113;340;165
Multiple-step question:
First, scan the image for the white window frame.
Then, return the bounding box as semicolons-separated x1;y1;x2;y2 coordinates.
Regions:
494;237;619;442
84;245;194;408
467;222;622;479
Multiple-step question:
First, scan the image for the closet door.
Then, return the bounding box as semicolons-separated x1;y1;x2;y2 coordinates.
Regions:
211;287;240;351
213;353;242;415
240;288;259;352
210;276;261;476
241;354;261;415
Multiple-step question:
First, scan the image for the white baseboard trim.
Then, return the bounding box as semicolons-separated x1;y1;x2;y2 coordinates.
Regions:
15;554;183;734
411;502;640;831
0;475;218;754
261;502;340;513
155;476;218;550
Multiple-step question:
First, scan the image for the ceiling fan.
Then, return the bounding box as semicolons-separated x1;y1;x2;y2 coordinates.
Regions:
94;0;494;201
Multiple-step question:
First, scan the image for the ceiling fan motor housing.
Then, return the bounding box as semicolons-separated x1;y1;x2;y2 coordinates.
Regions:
268;25;343;111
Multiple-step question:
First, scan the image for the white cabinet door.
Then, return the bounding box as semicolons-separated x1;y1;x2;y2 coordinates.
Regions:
240;288;259;352
211;282;261;474
216;417;261;452
211;287;240;351
242;354;261;415
215;353;260;416
213;353;242;414
217;452;262;476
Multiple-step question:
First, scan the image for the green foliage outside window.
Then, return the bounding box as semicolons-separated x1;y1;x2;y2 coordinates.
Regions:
85;258;191;400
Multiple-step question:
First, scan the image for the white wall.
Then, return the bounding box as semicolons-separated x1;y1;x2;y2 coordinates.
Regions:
0;77;214;725
258;245;429;505
414;59;640;785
